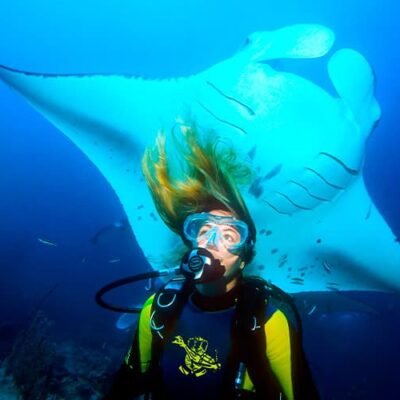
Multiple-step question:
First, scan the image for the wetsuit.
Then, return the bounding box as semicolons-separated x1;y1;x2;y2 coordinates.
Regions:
104;283;319;399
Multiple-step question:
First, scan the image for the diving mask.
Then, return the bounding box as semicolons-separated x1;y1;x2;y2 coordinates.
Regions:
183;212;249;252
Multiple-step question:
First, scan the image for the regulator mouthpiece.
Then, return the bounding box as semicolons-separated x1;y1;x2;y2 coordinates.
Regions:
180;247;225;283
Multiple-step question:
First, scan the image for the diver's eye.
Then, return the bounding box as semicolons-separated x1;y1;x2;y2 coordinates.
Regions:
222;229;240;244
198;224;213;237
223;233;235;243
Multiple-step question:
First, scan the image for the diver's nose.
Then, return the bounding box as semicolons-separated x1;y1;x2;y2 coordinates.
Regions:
205;229;219;249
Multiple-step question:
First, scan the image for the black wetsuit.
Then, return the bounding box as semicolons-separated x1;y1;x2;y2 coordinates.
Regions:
104;284;319;399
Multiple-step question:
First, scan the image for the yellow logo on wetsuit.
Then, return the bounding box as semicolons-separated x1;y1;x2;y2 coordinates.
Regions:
172;335;222;377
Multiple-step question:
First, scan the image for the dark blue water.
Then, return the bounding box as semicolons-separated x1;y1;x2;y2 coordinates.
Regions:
0;1;399;398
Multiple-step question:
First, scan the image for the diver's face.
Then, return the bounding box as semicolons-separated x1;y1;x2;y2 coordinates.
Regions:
196;209;245;283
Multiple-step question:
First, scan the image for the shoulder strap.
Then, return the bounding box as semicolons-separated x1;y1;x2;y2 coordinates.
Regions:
149;278;194;365
236;276;301;332
234;276;271;333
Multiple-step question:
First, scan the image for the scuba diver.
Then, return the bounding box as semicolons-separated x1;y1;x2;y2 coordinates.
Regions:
103;125;319;399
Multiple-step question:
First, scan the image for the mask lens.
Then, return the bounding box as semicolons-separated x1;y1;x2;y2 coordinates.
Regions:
183;213;248;251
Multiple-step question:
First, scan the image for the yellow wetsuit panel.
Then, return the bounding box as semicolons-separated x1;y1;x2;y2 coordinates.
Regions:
124;294;154;373
241;309;294;400
241;369;254;391
265;309;294;400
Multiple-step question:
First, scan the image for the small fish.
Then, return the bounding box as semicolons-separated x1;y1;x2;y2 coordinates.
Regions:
322;260;332;273
81;256;87;263
248;176;264;198
278;260;287;268
108;258;121;264
326;285;340;292
291;277;304;282
137;204;144;209
290;280;304;285
297;266;308;271
149;212;157;221
38;238;58;247
271;248;279;255
365;204;372;220
247;145;257;160
307;305;317;315
263;164;283;181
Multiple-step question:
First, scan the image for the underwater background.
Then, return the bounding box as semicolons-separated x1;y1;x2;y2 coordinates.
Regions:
0;0;399;398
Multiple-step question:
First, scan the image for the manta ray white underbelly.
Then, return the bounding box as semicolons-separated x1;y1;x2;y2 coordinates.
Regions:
1;24;398;293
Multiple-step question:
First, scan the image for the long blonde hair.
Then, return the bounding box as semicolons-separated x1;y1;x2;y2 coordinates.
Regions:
141;123;256;261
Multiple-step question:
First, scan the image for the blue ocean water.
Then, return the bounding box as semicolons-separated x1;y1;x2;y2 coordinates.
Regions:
0;1;399;398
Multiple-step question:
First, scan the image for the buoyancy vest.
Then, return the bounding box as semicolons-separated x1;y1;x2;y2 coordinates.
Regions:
147;276;300;399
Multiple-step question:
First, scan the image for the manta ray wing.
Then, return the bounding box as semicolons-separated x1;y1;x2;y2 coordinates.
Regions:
1;24;398;292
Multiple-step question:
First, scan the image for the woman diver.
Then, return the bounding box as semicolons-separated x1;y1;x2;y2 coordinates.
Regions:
104;124;319;399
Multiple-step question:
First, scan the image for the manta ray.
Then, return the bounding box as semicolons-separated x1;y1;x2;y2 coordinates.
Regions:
1;24;399;293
